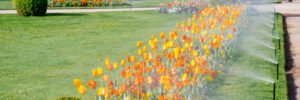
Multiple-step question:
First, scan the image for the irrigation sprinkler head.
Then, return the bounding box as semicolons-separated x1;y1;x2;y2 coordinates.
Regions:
273;82;276;100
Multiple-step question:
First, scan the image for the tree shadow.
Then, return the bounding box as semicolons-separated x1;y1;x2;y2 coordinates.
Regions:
46;13;86;16
283;15;297;100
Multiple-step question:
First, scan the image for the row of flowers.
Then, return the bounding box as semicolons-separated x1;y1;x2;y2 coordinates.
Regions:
73;4;247;100
158;0;210;14
48;0;130;7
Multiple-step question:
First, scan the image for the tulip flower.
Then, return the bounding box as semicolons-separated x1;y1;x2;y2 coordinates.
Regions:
78;85;86;95
143;46;148;52
104;91;111;99
138;49;143;56
73;79;81;88
121;59;126;66
160;32;165;39
97;68;104;75
87;80;97;89
102;75;110;81
97;87;108;96
108;81;114;88
131;56;136;62
137;41;142;47
120;83;128;93
126;56;131;62
92;69;98;77
107;64;113;71
228;33;233;39
113;62;119;69
105;58;110;66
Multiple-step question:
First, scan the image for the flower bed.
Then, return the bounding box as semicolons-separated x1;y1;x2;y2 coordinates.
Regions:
48;0;130;7
73;4;247;100
158;0;210;14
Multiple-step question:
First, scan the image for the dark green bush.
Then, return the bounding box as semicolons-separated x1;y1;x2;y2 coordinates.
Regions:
15;0;48;16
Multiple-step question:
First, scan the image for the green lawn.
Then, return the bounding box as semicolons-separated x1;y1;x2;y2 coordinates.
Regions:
0;11;189;99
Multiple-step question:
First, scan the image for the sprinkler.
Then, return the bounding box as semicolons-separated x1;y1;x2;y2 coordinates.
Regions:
274;49;278;80
273;83;276;100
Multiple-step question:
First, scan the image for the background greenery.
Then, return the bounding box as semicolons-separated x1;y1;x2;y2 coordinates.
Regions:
0;0;282;10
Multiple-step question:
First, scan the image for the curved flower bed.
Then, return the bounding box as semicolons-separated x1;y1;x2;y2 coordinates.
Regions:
73;4;247;100
48;0;129;7
158;0;210;14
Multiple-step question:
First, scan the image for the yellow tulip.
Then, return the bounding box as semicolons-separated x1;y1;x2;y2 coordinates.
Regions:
191;60;196;67
113;62;119;69
143;46;148;52
203;44;208;50
105;58;110;66
73;79;81;88
92;69;98;77
78;85;86;95
97;68;104;75
228;33;233;39
203;30;208;35
195;67;201;74
121;59;126;66
184;43;189;48
192;50;198;57
182;73;188;81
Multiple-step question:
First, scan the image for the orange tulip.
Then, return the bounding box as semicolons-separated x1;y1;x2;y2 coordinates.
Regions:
126;56;131;62
111;89;120;96
137;41;142;47
130;56;136;62
73;79;81;88
120;83;128;93
138;49;143;56
108;81;114;88
107;64;113;71
102;75;110;81
160;32;165;39
78;85;86;95
92;69;98;77
87;80;97;89
121;59;126;66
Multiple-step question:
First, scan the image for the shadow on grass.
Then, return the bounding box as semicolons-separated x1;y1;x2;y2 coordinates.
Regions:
56;97;80;100
46;13;86;16
283;15;296;100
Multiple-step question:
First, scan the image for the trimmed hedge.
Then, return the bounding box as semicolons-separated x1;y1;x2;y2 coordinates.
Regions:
15;0;47;16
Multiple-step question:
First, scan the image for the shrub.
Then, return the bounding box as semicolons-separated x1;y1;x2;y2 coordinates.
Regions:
15;0;48;16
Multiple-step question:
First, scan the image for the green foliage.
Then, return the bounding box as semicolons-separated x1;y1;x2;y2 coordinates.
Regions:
15;0;47;16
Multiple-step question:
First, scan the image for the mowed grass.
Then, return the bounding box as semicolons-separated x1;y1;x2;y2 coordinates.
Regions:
210;13;287;99
0;11;189;99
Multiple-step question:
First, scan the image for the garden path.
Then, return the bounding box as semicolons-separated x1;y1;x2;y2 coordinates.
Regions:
0;7;158;14
275;2;300;100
